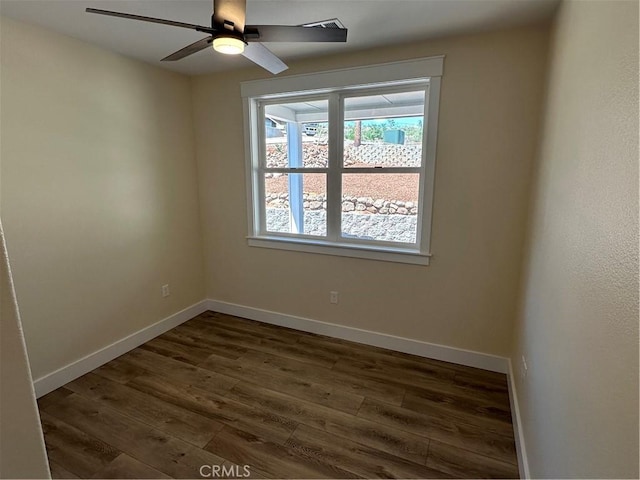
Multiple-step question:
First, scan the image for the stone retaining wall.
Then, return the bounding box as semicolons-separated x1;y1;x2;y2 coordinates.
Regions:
266;210;418;243
265;193;419;215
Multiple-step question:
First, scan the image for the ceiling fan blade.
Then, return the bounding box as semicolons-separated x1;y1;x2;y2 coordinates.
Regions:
213;0;246;31
242;42;288;75
245;25;347;43
86;8;213;33
161;36;214;61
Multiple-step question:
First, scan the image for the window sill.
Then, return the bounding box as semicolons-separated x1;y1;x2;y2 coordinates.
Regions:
247;236;431;265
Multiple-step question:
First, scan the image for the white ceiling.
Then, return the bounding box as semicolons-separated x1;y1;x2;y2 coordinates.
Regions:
0;0;559;76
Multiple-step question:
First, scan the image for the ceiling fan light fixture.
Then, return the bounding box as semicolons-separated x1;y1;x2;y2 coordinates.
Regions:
213;36;245;55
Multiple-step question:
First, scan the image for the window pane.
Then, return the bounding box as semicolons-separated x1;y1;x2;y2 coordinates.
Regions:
343;91;425;168
265;101;328;168
341;173;419;243
265;173;326;236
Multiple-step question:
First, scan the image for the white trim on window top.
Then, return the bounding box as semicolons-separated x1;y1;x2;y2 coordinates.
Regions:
241;56;444;98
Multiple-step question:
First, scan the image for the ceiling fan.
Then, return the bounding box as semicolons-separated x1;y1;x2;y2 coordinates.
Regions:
86;0;348;74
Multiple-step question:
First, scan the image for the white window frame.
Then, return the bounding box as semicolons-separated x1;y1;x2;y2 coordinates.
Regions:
241;56;443;265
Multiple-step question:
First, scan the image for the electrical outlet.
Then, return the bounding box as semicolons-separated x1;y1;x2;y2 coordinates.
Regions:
330;291;339;304
161;284;170;298
520;355;528;379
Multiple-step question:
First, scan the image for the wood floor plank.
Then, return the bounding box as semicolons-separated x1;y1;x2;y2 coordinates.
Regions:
127;372;298;444
42;392;230;479
37;387;74;410
426;439;520;478
43;392;155;449
199;352;365;415
296;334;461;381
453;366;510;384
313;331;508;392
296;331;507;389
204;424;360;479
365;353;459;381
225;381;430;465
187;317;298;348
358;398;517;465
183;318;337;368
92;355;148;384
405;378;511;411
90;453;171;479
118;347;239;394
162;327;249;360
293;336;394;367
140;336;213;366
40;411;120;478
451;371;509;395
190;314;305;344
335;356;511;409
286;424;451;479
402;392;513;434
66;373;224;447
48;460;80;479
386;348;509;381
241;349;406;406
295;332;403;358
333;357;456;390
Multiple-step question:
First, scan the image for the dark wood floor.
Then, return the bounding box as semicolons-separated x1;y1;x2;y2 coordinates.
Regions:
38;311;519;479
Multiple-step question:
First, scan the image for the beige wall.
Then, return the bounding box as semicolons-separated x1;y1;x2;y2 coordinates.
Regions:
0;17;205;381
512;1;639;478
192;25;549;357
0;222;50;478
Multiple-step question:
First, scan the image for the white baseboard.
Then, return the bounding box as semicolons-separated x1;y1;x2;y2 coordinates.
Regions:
33;300;209;398
206;299;509;374
507;358;530;479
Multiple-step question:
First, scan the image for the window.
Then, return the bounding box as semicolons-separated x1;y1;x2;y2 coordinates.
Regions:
242;57;443;265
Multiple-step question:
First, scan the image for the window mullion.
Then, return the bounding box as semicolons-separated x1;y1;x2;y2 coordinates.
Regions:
256;101;267;235
326;93;342;242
